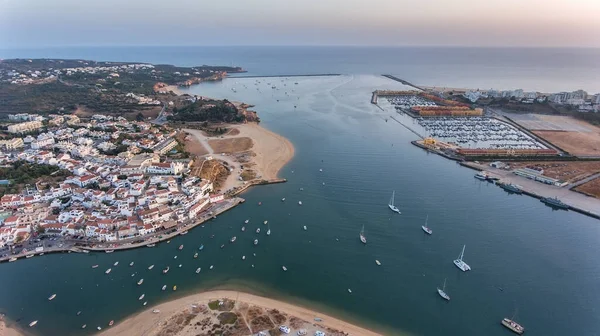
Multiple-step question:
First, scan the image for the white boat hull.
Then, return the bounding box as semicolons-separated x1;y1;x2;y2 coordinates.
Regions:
453;259;471;272
388;204;401;213
437;288;450;301
422;226;432;235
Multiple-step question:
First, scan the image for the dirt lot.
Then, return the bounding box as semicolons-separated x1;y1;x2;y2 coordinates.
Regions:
575;177;600;198
533;130;600;157
508;161;600;183
177;131;209;156
208;137;253;154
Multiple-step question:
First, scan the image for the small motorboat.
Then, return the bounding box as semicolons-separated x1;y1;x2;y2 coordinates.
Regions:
263;221;268;225
81;324;86;329
347;289;352;293
29;320;38;327
92;265;99;269
256;228;261;234
105;268;112;274
199;244;204;250
178;245;184;250
113;261;119;266
26;254;34;259
77;311;81;316
146;243;156;247
162;285;167;291
180;231;188;235
137;278;144;285
173;286;177;291
209;265;214;270
163;266;170;274
178;264;182;268
245;219;249;224
220;244;225;249
143;301;147;306
375;260;381;266
258;202;262;206
267;229;271;236
196;267;201;274
108;320;114;326
148;265;154;270
194;252;198;258
242;256;246;260
281;198;285;202
230;236;237;243
282;266;288;271
241;226;245;231
129;262;134;266
298;201;302;205
174;255;178;259
303;226;307;231
138;294;145;300
105;250;114;253
254;239;259;245
97;326;102;331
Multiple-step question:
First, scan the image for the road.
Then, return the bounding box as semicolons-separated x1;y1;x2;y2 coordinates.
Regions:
567;172;600;189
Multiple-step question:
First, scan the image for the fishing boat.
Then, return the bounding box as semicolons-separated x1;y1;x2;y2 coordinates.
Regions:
437;278;450;301
162;285;167;291
375;260;381;266
8;257;17;262
146;243;156;247
298;201;302;205
193;252;198;258
359;225;367;244
129;262;134;266
281;198;285;202
254;239;259;245
388;191;401;214
178;245;184;250
148;265;154;270
173;285;177;291
163;266;170;274
453;245;471;272
105;268;112;274
108;320;114;326
198;244;204;250
180;231;188;235
245;219;249;224
113;261;119;266
502;312;525;335
256;228;261;234
137;278;144;285
230;236;237;243
241;226;245;231
282;266;287;271
196;267;201;274
138;294;145;300
29;320;38;327
92;265;99;268
422;215;432;235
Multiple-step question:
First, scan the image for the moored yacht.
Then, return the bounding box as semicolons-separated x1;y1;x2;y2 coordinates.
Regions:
437;278;450;301
29;321;38;327
256;228;260;234
359;225;367;244
453;245;471;271
254;239;259;245
137;278;144;285
196;267;201;274
138;294;145;300
388;191;401;214
48;294;57;301
230;236;237;243
502;318;525;335
422;215;432;235
163;266;170;274
148;265;154;270
282;266;287;271
105;268;112;274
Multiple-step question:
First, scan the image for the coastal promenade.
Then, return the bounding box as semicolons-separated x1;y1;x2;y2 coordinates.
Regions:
461;162;600;219
0;197;244;262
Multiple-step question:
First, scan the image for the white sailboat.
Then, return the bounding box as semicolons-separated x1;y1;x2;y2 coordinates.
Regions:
359;225;367;244
437;278;450;301
453;245;471;271
388;191;401;214
422;215;432;235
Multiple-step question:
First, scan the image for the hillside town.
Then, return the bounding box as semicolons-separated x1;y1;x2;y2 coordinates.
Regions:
0;113;227;255
462;88;600;112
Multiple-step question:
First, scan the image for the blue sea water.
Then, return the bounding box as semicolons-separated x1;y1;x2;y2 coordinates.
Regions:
1;46;599;93
0;47;600;336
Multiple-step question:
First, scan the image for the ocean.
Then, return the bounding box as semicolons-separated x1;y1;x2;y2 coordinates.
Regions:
0;47;600;336
1;46;600;93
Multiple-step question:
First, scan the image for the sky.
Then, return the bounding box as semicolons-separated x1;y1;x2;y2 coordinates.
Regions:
1;0;599;48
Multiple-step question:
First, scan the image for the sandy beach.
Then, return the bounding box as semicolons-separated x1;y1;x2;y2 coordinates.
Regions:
185;122;295;193
0;320;24;336
99;290;382;336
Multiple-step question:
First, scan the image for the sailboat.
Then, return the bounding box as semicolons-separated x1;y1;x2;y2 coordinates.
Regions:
422;215;432;235
502;308;525;335
437;278;450;301
453;245;471;271
388;191;401;214
359;225;367;244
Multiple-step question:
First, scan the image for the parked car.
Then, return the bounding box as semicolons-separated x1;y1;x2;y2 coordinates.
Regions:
279;325;290;334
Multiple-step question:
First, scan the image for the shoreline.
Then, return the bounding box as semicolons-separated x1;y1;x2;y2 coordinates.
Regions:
99;290;383;336
0;319;26;336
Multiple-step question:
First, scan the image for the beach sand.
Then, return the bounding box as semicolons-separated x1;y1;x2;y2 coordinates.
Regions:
99;290;382;336
0;320;24;336
185;122;295;193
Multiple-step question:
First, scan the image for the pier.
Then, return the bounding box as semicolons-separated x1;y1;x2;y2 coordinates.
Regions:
381;75;425;91
460;162;600;220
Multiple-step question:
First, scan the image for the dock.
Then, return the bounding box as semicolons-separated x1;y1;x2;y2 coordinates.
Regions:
460;162;600;220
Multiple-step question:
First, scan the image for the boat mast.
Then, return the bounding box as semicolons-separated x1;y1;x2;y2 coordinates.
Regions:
442;278;446;291
459;245;465;260
390;191;395;206
425;215;429;227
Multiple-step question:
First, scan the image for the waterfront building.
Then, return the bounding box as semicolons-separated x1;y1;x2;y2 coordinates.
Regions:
7;121;43;134
513;168;567;187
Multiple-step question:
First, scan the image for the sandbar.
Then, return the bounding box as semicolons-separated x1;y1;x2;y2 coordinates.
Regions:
99;290;382;336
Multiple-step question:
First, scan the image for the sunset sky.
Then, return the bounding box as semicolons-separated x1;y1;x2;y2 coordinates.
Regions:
1;0;599;47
